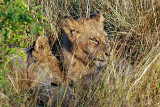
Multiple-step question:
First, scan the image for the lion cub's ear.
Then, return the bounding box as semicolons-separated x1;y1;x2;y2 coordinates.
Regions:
66;18;78;27
90;13;105;23
61;17;79;36
62;17;78;29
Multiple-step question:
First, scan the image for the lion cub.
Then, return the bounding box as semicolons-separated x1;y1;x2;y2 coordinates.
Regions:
27;36;66;86
60;13;109;81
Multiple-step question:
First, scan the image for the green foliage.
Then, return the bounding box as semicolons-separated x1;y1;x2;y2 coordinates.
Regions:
0;0;47;97
0;0;45;46
0;0;47;62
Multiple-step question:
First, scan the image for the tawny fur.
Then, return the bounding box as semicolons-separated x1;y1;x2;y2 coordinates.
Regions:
28;36;67;84
61;13;109;81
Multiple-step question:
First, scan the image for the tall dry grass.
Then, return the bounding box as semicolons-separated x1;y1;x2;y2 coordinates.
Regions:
1;0;160;107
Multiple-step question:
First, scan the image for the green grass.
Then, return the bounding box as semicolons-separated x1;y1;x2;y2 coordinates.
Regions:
1;0;160;106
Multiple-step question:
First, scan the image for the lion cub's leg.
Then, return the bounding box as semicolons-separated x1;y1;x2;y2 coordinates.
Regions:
47;55;67;84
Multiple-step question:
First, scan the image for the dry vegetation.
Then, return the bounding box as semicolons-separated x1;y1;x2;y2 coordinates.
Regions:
1;0;160;107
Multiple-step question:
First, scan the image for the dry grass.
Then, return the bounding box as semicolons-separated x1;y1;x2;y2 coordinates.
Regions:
1;0;160;107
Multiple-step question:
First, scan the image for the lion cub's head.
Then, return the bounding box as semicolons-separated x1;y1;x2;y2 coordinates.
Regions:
61;13;109;65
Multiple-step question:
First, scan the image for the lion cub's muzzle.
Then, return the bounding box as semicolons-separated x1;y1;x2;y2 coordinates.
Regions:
94;40;110;68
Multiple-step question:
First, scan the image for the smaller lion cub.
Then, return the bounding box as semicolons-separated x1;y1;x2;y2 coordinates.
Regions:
27;36;67;86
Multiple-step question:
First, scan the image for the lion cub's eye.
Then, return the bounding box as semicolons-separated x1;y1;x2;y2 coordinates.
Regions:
89;37;99;45
70;29;79;35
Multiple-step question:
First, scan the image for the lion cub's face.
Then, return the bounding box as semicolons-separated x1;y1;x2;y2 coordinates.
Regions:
62;14;108;62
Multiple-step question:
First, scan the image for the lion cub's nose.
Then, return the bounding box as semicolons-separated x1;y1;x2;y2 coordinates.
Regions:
105;52;110;56
94;59;107;73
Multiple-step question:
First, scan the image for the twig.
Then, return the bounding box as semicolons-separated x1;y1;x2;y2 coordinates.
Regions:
131;51;160;88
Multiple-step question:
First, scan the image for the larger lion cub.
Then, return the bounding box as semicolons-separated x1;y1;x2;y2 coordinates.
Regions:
61;13;109;81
